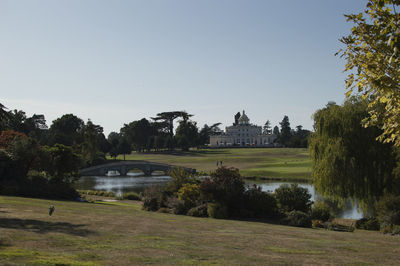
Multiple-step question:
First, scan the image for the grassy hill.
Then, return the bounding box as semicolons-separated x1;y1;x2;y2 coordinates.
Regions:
112;148;311;180
1;196;399;265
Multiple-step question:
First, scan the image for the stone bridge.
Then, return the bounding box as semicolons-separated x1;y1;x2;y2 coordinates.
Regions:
78;160;196;176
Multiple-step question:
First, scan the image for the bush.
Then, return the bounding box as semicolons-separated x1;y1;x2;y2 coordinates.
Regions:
281;211;312;228
177;183;200;209
117;192;141;201
166;197;187;215
312;219;324;228
207;203;228;219
311;201;332;222
274;184;312;213
200;167;245;217
355;217;380;231
187;204;208;217
157;207;171;214
242;185;278;218
327;222;355;232
376;194;400;227
142;186;163;211
164;167;198;195
78;190;116;197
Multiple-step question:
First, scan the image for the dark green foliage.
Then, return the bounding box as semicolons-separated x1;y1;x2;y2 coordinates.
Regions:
327;222;355;232
207;203;228;219
164;167;198;196
117;192;141;201
310;98;397;204
376;194;400;227
41;144;81;183
187;204;208;217
175;120;199;151
200;167;245;217
355;218;380;231
281;211;312;228
142;186;163;211
274;184;312;213
277;115;291;146
242;185;278;218
311;201;332;222
166;197;187;215
78;190;116;197
48;114;84;146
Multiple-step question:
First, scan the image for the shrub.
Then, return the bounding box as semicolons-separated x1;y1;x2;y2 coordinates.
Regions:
207;203;228;219
242;185;278;218
355;217;380;231
312;219;324;228
200;167;245;217
274;184;312;213
327;222;355;232
187;204;208;217
117;192;141;201
164;167;198;195
311;201;332;222
281;211;312;228
142;186;163;211
157;207;171;214
166;197;187;215
78;190;116;197
177;183;200;209
376;194;400;227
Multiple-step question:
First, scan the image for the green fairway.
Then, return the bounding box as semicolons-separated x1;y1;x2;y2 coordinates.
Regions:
1;196;399;265
112;148;311;180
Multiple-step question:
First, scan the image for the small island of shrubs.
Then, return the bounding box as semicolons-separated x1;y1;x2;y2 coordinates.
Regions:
140;167;332;228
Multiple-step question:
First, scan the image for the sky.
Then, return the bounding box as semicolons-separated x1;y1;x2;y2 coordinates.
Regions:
0;0;368;135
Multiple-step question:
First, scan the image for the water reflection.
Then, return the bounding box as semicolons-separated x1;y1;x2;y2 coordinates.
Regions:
75;175;363;219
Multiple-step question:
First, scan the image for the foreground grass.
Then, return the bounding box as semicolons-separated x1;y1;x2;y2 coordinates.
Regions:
113;148;311;180
1;196;400;265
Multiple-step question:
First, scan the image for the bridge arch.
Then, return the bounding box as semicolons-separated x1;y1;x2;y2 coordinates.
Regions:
78;161;196;177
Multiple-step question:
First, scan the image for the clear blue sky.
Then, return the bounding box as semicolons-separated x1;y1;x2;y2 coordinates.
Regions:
1;0;367;135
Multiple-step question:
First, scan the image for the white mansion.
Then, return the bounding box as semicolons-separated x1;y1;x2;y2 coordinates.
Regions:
209;111;277;147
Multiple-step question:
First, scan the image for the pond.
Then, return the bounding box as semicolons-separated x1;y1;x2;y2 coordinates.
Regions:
75;174;363;219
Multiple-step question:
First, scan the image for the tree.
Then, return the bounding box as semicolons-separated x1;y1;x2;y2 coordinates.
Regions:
121;118;157;152
48;114;84;146
0;103;12;132
234;112;241;126
108;132;121;159
278;116;292;146
273;126;280;135
152;111;193;138
263;120;271;134
41;144;81;183
175;120;199;151
309;97;398;205
339;0;400;146
82;120;106;166
198;123;221;146
117;137;131;160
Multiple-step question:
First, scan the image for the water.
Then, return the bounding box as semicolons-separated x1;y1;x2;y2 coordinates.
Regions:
75;174;363;219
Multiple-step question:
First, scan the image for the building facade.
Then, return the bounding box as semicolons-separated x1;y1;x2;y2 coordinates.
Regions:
209;111;277;147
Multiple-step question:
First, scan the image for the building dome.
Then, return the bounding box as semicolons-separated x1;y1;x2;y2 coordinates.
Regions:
238;110;250;125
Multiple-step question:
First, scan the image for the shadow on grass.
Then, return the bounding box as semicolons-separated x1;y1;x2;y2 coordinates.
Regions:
141;149;230;157
0;218;95;236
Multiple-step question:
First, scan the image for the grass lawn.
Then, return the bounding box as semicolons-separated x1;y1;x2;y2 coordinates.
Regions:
112;148;311;180
1;196;399;265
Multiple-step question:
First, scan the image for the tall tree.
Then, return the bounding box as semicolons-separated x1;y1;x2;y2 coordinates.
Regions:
48;114;84;146
273;126;280;135
151;111;193;137
198;122;222;146
121;118;156;152
310;97;398;205
234;112;241;126
175;120;199;151
278;116;292;145
339;0;400;146
263;120;271;134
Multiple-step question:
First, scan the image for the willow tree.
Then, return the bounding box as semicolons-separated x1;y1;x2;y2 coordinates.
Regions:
310;97;398;204
339;0;400;146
